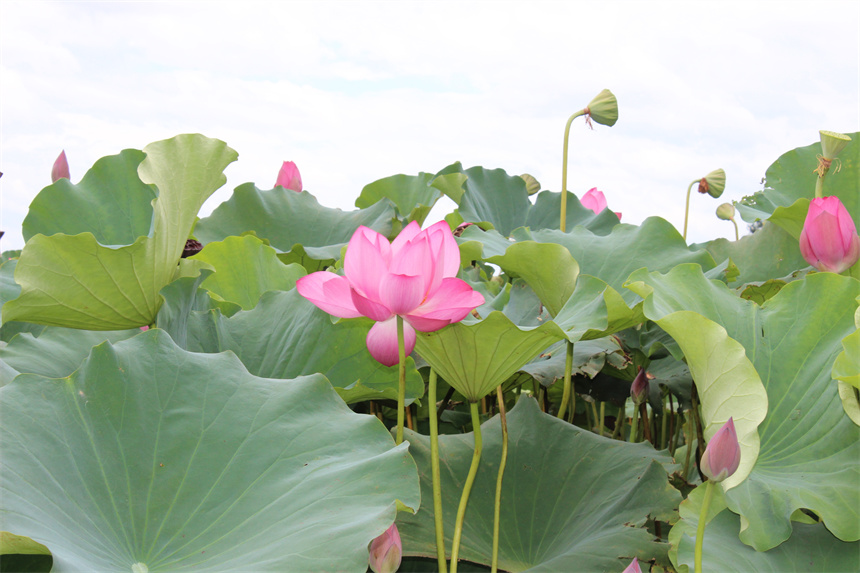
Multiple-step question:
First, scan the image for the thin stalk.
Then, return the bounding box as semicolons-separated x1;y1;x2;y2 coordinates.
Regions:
590;401;600;433
585;399;593;431
683;415;694;480
694;480;715;573
628;399;639;443
566;382;576;424
598;402;605;437
491;386;508;573
396;316;407;445
557;341;574;419
730;219;739;241
682;179;697;240
661;395;668;449
560;110;587;232
691;385;706;478
450;402;483;573
611;408;623;440
428;369;447;573
814;173;826;198
406;404;414;431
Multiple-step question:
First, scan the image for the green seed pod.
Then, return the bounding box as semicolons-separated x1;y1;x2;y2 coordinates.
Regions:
585;89;618;127
716;203;735;221
520;173;541;196
698;168;726;198
819;130;852;160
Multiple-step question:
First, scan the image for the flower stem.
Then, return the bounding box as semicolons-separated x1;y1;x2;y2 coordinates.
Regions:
557;340;574;419
694;480;715;573
429;369;447;573
731;219;739;241
450;401;483;573
560;110;586;232
396;315;406;445
814;172;826;198
629;399;639;443
491;385;508;573
683;179;697;240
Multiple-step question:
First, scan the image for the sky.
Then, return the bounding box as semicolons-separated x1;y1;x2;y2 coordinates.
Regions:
1;1;859;251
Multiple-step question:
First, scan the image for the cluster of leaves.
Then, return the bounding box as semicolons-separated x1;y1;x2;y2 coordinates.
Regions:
1;133;858;572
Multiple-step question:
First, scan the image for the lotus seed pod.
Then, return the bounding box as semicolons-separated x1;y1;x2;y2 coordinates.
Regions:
716;203;735;221
585;89;618;127
520;173;541;196
698;168;726;198
819;130;852;160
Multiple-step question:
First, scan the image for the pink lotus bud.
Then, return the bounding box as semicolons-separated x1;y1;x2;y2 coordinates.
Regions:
275;160;302;192
622;558;642;573
700;417;741;483
368;523;402;573
581;188;622;220
630;367;649;406
52;150;70;182
799;196;860;274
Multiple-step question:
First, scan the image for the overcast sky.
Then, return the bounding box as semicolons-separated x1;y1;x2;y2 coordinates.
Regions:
2;1;859;251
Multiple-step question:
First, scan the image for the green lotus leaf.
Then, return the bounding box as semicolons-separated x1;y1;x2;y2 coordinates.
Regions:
158;287;424;405
188;234;306;310
22;149;157;244
2;135;237;330
736;131;859;236
627;266;860;549
704;221;809;285
838;381;860;426
553;274;645;341
355;171;459;226
517;336;626;389
398;397;681;572
0;329;419;572
0;258;20;329
525;190;622;235
194;183;395;268
832;301;860;391
669;484;859;573
413;311;566;402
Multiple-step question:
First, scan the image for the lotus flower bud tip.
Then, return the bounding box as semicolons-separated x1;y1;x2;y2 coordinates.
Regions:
700;417;741;483
368;523;402;573
275;160;303;192
630;367;649;405
799;196;860;273
622;558;642;573
51;150;70;182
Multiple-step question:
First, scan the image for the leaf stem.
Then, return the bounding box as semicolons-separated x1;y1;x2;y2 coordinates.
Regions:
694;480;715;573
491;386;508;573
396;315;406;445
450;401;483;573
429;369;447;573
560;110;586;232
557;340;574;419
731;219;739;241
683;179;697;240
628;399;639;443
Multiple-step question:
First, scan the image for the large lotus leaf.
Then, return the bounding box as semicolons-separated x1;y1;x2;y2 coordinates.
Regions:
22;149;157;244
703;221;809;285
413;311;566;402
3;135;237;330
355;172;462;226
517;336;626;389
525;190;622;235
0;329;420;572
832;301;860;391
0;259;19;329
188;234;306;310
195;184;395;264
552;275;644;341
159;287;424;404
736;132;859;235
669;484;859;573
398;397;681;572
0;326;139;385
453;166;531;236
627;267;860;549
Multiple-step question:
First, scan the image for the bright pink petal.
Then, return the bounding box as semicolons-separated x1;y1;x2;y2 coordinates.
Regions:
52;150;70;182
615;211;623;220
424;220;461;278
345;226;391;301
296;273;363;318
700;417;740;482
275;161;302;192
406;278;484;332
366;318;416;367
390;220;423;256
351;289;394;322
379;273;425;315
800;198;860;273
581;188;607;214
622;558;642;573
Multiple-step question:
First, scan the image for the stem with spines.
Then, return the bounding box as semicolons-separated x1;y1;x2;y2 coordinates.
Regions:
450;402;483;573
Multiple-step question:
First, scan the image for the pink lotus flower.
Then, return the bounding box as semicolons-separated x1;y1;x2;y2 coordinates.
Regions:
52;150;70;182
297;221;485;366
622;558;642;573
630;367;649;406
275;160;302;192
368;523;402;573
581;188;622;220
799;196;860;273
700;417;741;483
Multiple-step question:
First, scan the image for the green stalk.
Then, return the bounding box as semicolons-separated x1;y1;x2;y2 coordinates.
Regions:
660;395;669;450
491;386;508;573
683;415;694;480
814;170;827;198
557;341;574;419
450;402;483;573
429;369;447;573
395;316;407;445
682;179;697;240
598;402;605;437
730;218;739;241
560;110;587;232
694;480;715;573
628;399;639;443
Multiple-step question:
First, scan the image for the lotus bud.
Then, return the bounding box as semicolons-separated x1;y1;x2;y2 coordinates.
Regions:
630;367;649;406
819;130;851;161
52;150;70;182
716;203;735;221
275;160;303;192
700;417;741;483
799;196;860;273
697;169;726;198
520;173;541;196
581;188;623;220
368;523;402;573
585;89;618;127
622;558;642;573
